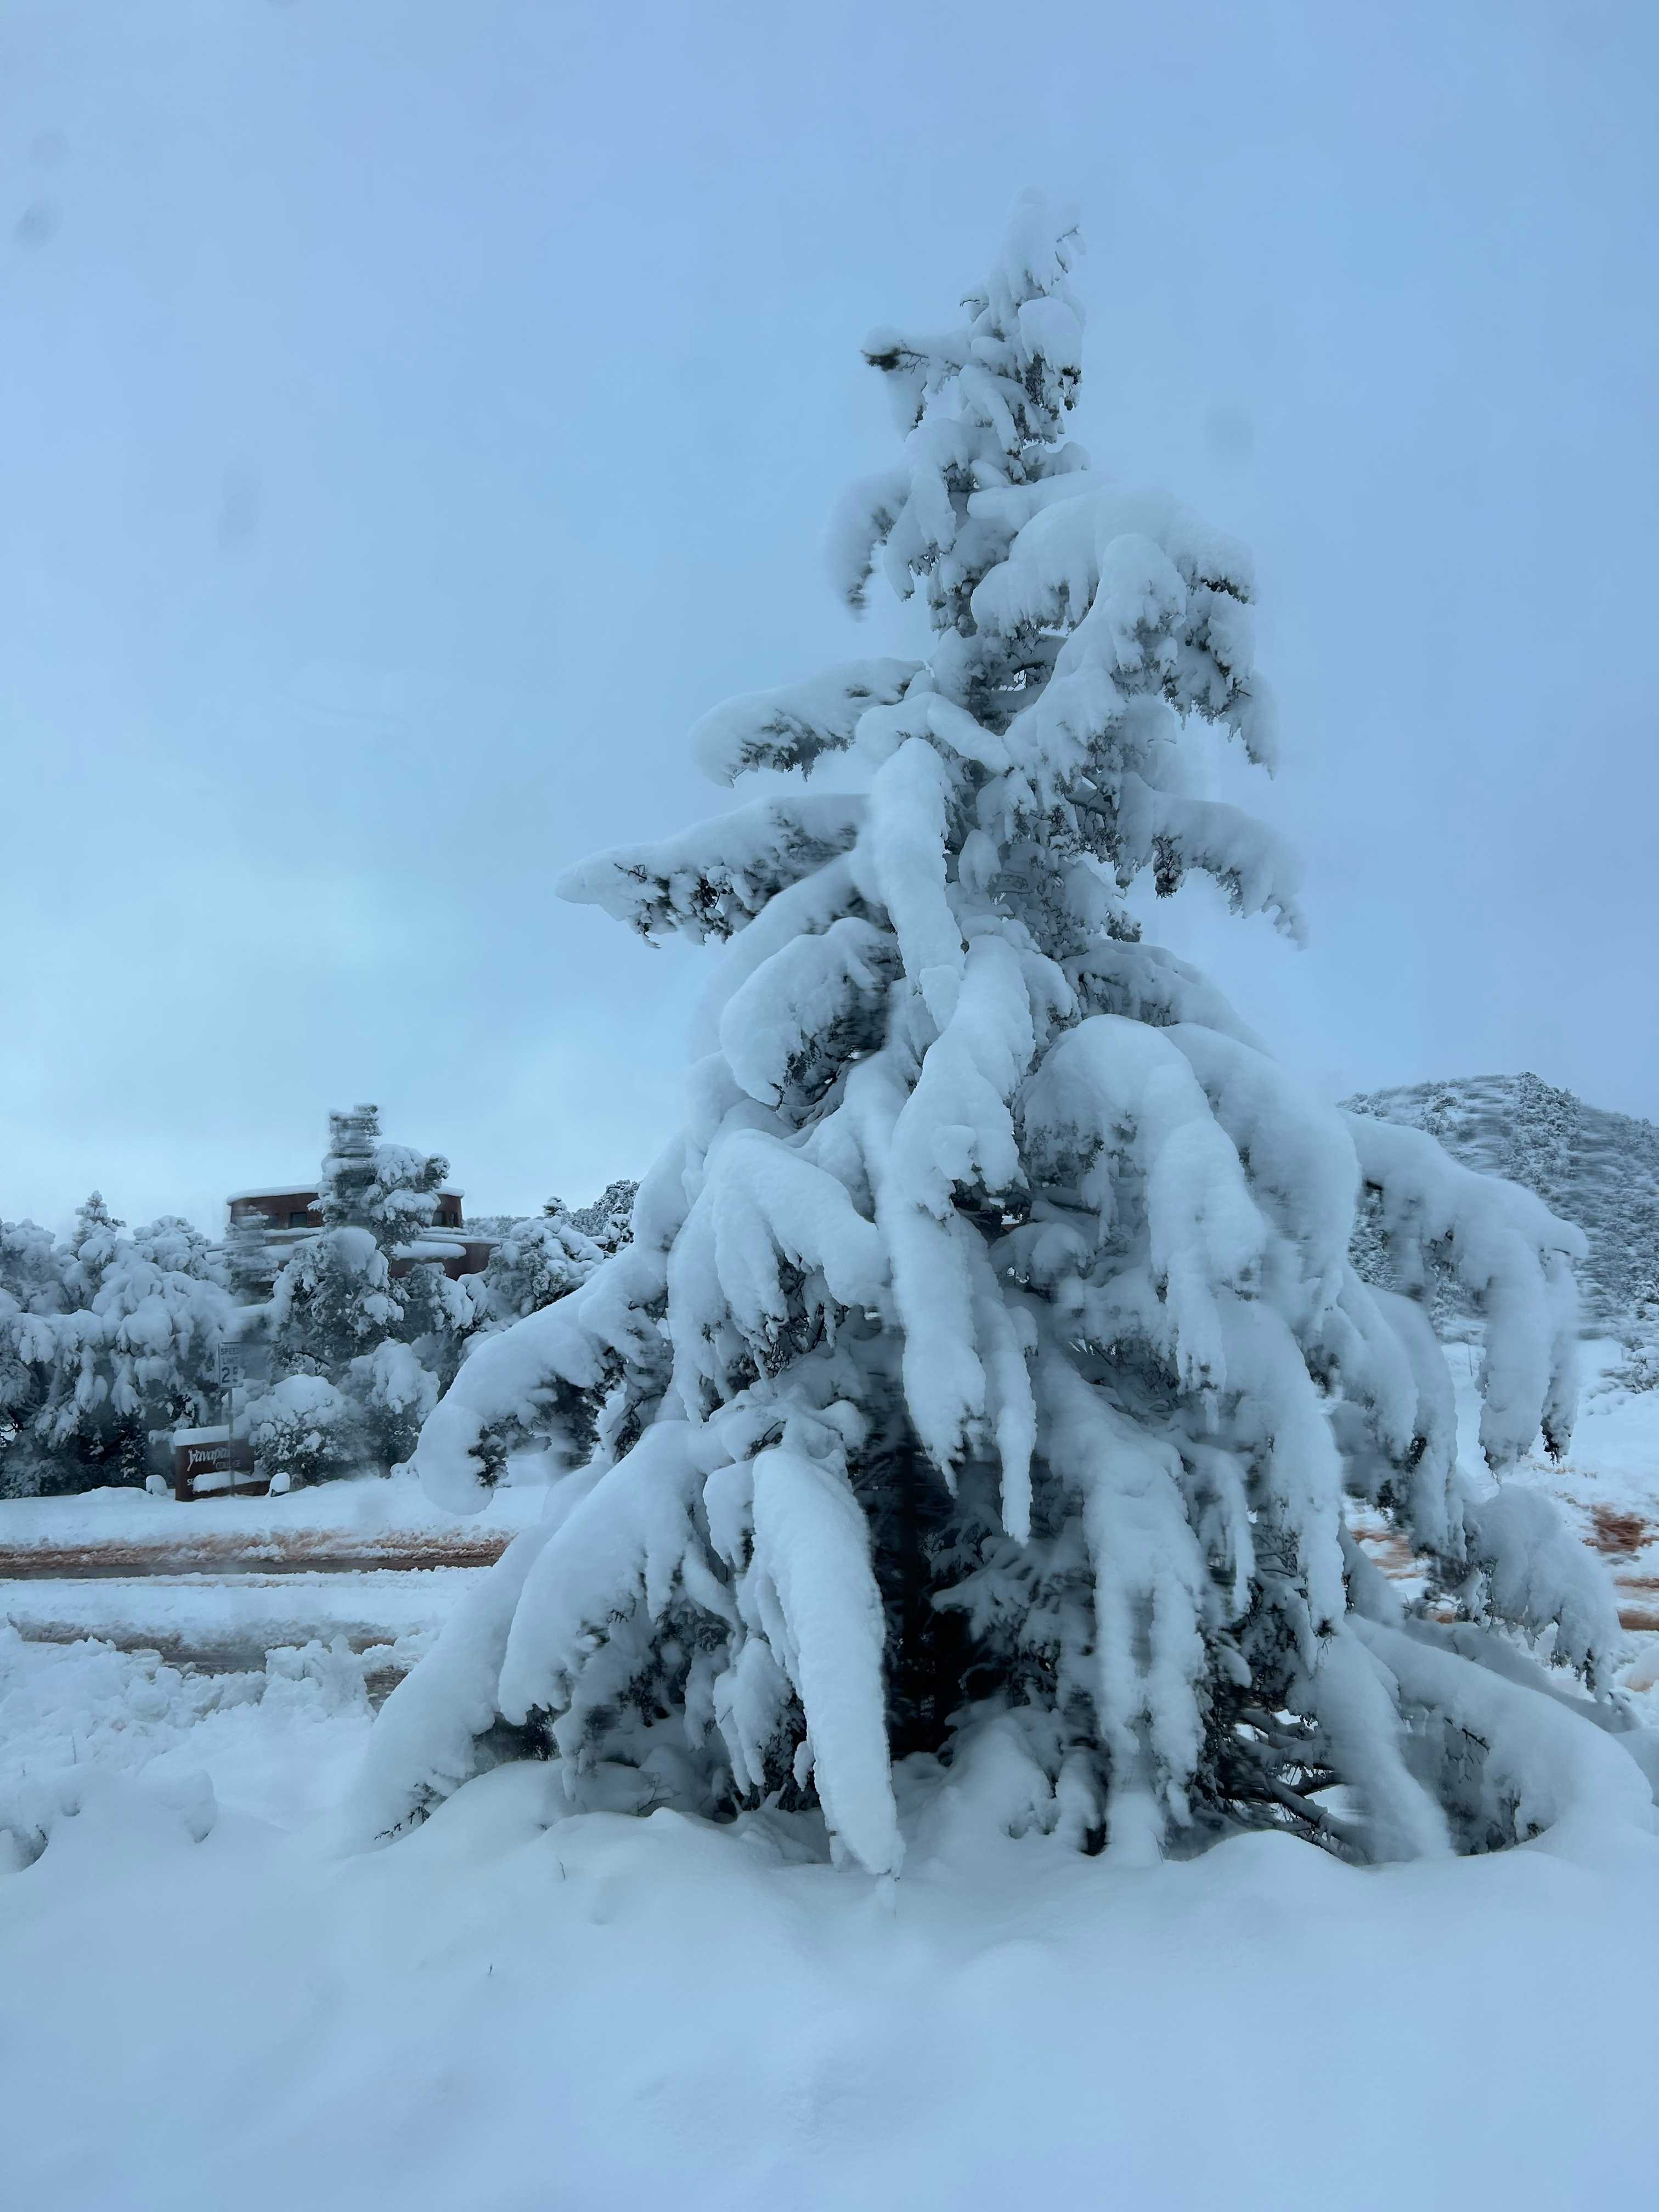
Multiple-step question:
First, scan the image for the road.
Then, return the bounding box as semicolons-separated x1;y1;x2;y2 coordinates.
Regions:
0;1527;515;1685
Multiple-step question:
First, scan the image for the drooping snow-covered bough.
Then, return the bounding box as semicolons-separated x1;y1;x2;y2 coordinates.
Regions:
352;196;1649;1873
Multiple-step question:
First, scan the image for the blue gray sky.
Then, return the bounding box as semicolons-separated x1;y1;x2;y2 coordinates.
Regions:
3;1;1656;1234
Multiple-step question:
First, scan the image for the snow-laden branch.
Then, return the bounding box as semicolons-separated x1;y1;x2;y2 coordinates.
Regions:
558;794;864;944
1345;1111;1583;1466
692;659;918;786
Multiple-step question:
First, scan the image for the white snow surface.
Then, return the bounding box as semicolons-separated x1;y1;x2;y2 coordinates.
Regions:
0;1626;391;1839
0;1465;550;1555
1;1362;1656;2206
1;1733;1654;2210
0;1568;465;1657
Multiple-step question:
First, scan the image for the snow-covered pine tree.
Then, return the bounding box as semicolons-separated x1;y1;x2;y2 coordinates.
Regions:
1613;1275;1659;1395
567;1178;640;1256
265;1106;464;1479
0;1218;70;1317
355;198;1642;1873
222;1207;277;1305
0;1220;69;1493
477;1205;602;1327
60;1192;124;1308
1;1204;233;1494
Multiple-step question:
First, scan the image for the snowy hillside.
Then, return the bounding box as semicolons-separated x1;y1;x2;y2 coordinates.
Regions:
1346;1073;1659;1330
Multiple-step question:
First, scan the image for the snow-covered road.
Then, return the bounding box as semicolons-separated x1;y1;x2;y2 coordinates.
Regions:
0;1471;538;1673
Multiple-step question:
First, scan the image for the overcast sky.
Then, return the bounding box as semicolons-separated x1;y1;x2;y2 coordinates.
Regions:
3;0;1656;1236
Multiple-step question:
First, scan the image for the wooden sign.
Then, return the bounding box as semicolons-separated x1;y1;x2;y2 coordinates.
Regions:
172;1436;264;1502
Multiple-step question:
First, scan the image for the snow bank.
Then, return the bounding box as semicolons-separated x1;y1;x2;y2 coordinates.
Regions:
0;1469;548;1558
0;1569;467;1659
0;1624;398;1854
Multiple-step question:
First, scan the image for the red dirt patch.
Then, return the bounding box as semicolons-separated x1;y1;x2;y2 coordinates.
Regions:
1588;1504;1654;1558
0;1532;514;1581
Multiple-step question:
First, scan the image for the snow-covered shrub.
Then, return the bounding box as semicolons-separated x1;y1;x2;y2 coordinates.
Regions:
247;1373;356;1488
359;200;1640;1873
346;1339;439;1472
465;1189;633;1342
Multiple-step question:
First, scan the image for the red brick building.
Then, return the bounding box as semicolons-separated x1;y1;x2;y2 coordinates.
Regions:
227;1186;496;1282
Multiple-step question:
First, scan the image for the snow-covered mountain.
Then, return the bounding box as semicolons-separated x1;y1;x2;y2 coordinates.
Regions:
1344;1073;1659;1331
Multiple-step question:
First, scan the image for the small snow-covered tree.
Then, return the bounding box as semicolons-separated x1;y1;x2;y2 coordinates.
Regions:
1613;1275;1659;1395
265;1107;465;1480
567;1178;639;1256
356;200;1641;1872
60;1192;124;1307
247;1372;356;1489
477;1206;602;1327
1;1203;233;1495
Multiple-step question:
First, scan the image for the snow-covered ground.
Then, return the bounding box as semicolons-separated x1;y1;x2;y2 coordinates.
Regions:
0;1568;464;1668
0;1468;543;1673
0;1628;387;1835
0;1465;545;1566
5;1758;1657;2212
2;1374;1657;2210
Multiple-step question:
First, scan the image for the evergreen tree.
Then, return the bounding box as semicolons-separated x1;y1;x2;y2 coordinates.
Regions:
60;1192;125;1308
223;1207;277;1305
356;201;1630;1871
1;1204;232;1495
477;1206;602;1326
1614;1275;1659;1395
567;1179;639;1256
0;1221;67;1492
265;1106;462;1479
132;1215;227;1286
246;1372;356;1489
0;1218;69;1316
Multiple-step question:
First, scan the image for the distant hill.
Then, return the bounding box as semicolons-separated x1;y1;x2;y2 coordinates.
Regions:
1342;1073;1659;1333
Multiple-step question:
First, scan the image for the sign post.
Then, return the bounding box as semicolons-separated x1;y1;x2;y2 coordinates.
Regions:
216;1337;273;1436
170;1339;277;1499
